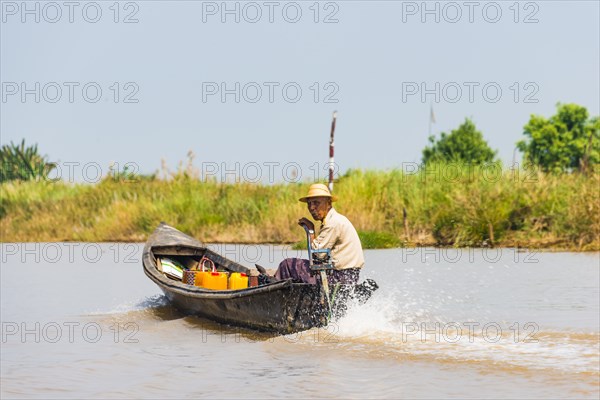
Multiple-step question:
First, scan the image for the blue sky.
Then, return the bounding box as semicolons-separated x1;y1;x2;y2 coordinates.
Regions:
1;0;599;182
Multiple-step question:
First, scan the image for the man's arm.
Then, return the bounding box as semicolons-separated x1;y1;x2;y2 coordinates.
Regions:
312;223;337;251
298;217;315;242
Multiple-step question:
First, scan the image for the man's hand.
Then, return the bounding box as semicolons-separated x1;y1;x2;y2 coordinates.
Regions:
298;217;315;232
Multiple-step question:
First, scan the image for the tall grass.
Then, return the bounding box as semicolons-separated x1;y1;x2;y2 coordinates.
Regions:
1;163;598;250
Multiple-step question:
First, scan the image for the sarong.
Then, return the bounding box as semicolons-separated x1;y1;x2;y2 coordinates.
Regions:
274;258;360;285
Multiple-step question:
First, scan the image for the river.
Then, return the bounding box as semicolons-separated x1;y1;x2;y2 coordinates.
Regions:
1;244;598;399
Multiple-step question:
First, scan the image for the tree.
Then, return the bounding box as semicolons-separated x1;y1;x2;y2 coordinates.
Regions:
0;139;56;183
517;103;600;173
422;118;497;164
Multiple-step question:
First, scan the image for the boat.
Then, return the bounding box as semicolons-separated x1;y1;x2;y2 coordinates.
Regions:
142;223;378;334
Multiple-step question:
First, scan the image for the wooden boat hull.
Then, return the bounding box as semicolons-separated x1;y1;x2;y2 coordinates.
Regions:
142;223;328;333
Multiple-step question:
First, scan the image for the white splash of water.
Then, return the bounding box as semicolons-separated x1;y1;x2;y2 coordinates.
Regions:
332;285;599;374
88;294;168;315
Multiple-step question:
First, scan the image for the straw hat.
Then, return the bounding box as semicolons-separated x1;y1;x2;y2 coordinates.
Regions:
299;183;338;202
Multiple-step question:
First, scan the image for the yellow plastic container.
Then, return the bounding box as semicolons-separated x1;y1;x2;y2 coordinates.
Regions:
203;272;228;290
228;273;249;290
194;271;211;287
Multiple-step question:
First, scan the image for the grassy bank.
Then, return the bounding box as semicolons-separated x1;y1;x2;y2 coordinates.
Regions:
1;164;599;250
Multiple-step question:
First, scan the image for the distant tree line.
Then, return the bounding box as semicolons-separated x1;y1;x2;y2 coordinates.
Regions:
423;103;599;173
1;103;598;183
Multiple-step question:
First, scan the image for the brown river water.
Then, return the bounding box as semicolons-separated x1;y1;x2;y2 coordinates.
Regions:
1;244;599;399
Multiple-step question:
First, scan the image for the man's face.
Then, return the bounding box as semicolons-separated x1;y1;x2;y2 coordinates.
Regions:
307;197;331;221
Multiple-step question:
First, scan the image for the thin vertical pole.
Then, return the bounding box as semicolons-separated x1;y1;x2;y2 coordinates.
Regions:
328;111;337;192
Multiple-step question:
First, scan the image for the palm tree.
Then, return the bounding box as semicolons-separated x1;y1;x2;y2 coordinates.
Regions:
0;139;56;182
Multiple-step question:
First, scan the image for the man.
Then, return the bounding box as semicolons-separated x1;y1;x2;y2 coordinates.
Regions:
274;183;365;285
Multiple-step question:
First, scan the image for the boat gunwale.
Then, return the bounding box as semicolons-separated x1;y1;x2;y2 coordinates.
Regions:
142;225;311;300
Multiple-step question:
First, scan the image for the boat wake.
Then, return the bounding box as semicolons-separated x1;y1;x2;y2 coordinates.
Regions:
323;290;600;380
85;294;191;326
87;294;170;316
134;294;171;309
